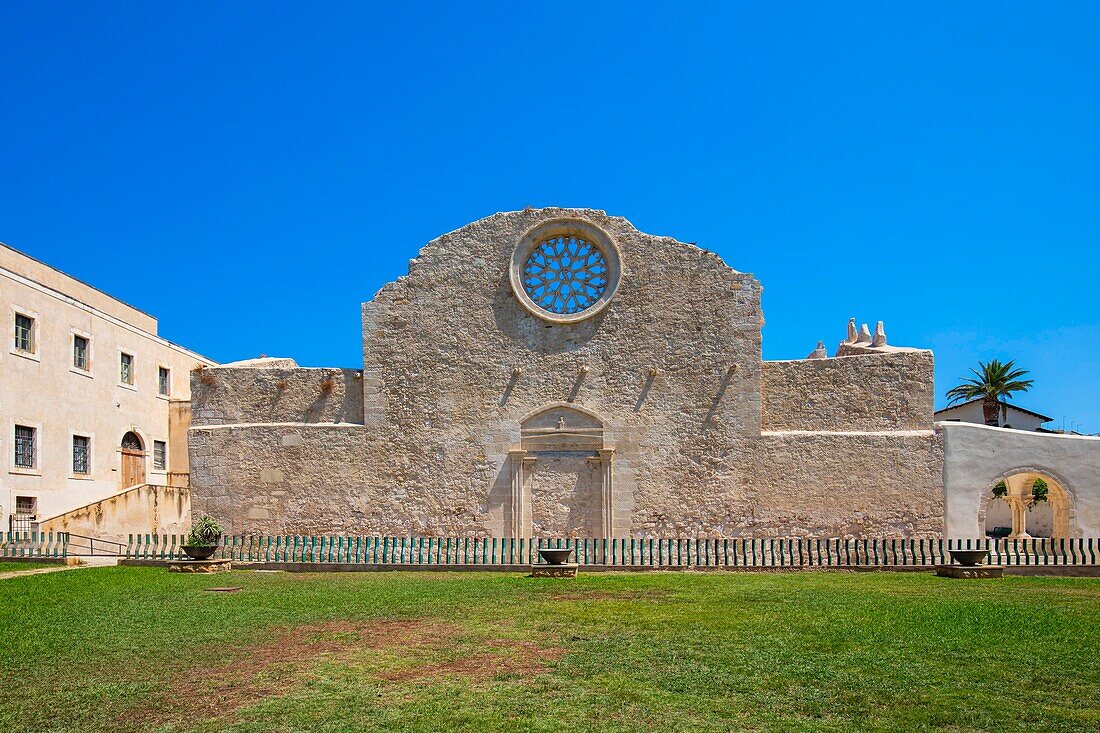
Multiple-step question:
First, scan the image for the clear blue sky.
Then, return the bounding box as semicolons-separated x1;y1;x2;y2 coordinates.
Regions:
2;3;1098;433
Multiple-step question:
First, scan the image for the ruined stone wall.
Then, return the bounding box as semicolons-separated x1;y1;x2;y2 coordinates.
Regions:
357;208;763;538
190;367;364;426
189;207;945;538
761;351;934;432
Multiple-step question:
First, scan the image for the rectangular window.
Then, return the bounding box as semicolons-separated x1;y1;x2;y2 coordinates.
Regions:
15;496;37;516
120;352;134;385
14;313;34;352
158;367;171;396
14;425;36;468
153;440;167;471
73;335;89;370
72;435;90;475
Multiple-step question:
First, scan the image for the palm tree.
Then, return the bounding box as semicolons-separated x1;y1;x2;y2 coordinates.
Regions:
946;359;1034;426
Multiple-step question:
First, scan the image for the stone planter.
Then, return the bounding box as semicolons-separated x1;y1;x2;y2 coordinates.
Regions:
538;548;574;566
182;544;218;560
948;549;987;566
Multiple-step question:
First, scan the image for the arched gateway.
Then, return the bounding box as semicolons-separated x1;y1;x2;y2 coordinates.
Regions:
979;469;1076;539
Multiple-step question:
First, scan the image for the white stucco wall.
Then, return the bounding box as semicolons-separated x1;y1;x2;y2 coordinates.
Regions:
941;422;1100;538
0;244;215;530
935;401;1049;432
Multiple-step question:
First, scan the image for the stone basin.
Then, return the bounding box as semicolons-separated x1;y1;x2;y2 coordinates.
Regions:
182;545;219;560
949;549;988;566
538;548;574;566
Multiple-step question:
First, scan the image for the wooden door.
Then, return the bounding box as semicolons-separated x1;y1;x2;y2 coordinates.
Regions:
120;449;145;489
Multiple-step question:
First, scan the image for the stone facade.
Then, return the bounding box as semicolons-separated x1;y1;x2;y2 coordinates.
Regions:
190;208;943;538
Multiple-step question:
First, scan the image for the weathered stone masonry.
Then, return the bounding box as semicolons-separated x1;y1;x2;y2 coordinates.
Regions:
190;208;943;538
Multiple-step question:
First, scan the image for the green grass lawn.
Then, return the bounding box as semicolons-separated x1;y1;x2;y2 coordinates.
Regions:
1;568;1097;733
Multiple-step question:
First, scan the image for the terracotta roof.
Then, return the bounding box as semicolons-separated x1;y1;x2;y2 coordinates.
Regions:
934;398;1053;422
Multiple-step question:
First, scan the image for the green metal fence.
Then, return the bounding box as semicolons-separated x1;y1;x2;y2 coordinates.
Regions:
124;535;1100;567
1;532;69;558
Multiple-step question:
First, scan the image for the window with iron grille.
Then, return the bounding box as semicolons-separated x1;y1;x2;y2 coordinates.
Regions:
73;435;90;475
15;496;36;516
120;352;133;384
153;440;167;471
15;313;34;352
158;367;170;396
14;425;36;468
73;335;89;370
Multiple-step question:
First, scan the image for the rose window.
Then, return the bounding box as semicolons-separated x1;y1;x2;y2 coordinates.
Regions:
521;235;609;315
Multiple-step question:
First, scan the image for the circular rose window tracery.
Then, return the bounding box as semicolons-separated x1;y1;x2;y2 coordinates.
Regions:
522;236;608;315
510;219;622;324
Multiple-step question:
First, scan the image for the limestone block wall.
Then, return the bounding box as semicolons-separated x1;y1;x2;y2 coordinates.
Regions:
190;366;364;426
188;207;945;539
354;208;764;538
190;427;944;538
761;351;934;432
748;433;943;537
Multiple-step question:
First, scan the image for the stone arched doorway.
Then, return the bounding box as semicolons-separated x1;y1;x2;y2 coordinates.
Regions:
119;431;146;489
979;469;1076;539
507;404;613;539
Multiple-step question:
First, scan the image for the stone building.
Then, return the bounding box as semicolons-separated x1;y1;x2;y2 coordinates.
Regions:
189;208;947;539
0;242;214;536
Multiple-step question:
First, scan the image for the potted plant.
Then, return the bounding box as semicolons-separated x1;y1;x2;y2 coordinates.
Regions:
182;515;223;560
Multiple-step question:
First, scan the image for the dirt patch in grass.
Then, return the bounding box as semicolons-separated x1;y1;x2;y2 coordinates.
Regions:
125;619;563;728
124;619;449;727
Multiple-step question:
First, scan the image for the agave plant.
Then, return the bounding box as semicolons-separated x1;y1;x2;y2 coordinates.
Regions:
187;515;224;547
946;359;1034;426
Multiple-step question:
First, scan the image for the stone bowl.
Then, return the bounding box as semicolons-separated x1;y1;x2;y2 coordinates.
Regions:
182;545;218;561
949;549;988;567
538;548;574;566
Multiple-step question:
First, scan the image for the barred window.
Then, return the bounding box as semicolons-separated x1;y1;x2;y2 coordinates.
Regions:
153;440;167;471
15;313;34;352
73;335;89;370
158;367;170;396
14;425;36;468
73;435;90;475
15;496;36;516
120;352;134;385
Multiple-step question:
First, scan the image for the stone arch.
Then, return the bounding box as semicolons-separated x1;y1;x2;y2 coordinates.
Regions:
976;465;1079;539
507;403;615;539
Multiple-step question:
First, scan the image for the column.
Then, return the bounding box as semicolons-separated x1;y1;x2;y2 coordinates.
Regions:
508;450;527;539
1007;497;1030;539
1005;475;1031;539
599;449;615;538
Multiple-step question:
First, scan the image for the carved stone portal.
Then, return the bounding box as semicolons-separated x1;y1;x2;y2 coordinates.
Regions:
510;405;614;538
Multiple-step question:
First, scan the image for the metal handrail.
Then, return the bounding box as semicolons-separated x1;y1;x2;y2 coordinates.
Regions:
63;532;126;556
